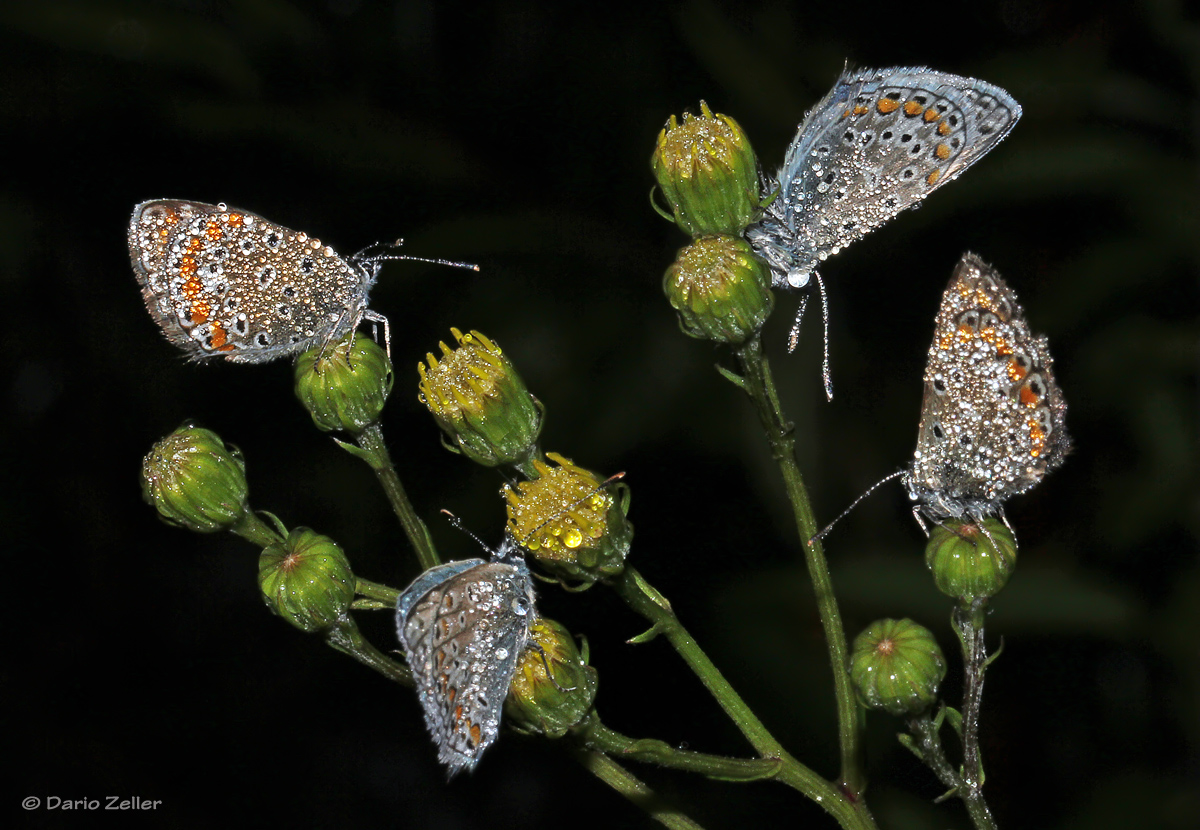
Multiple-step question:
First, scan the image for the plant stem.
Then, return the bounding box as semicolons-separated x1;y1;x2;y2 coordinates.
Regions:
354;424;440;571
579;717;782;781
324;613;413;687
608;567;877;829
732;336;865;796
230;509;286;548
953;601;997;830
906;712;962;793
566;746;707;830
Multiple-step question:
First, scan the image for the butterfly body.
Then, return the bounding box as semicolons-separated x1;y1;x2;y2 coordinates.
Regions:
395;540;536;775
746;67;1022;290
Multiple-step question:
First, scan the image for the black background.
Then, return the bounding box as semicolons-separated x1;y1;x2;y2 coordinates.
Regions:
6;1;1196;828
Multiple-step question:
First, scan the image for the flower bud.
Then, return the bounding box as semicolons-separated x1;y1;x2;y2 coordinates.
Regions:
664;234;774;343
848;618;947;716
925;519;1018;602
418;328;543;468
294;332;393;433
258;527;355;632
141;424;249;533
505;618;598;738
505;453;632;585
651;102;760;235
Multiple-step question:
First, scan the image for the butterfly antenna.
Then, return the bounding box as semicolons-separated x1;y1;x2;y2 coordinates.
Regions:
810;470;906;544
356;239;479;272
815;271;833;401
439;509;498;558
787;293;808;353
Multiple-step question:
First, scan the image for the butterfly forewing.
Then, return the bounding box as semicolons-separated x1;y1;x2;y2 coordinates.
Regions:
748;67;1022;289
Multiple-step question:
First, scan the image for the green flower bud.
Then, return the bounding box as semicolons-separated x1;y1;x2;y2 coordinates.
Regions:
651;102;760;235
418;328;543;468
505;452;632;586
141;424;249;533
294;332;393;433
505;618;598;738
849;618;947;716
258;527;355;632
926;519;1018;602
664;234;774;344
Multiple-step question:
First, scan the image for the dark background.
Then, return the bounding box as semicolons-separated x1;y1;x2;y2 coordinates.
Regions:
6;1;1196;828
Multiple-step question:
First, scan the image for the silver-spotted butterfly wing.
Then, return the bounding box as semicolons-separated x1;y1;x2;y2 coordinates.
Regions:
128;200;381;362
904;253;1068;525
395;539;536;775
746;67;1022;290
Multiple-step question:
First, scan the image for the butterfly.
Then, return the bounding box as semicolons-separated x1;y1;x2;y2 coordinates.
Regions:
903;252;1069;530
744;67;1021;396
394;538;536;775
812;253;1068;544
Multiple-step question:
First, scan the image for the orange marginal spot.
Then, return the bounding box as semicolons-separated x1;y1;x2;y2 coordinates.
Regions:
469;723;482;746
443;594;454;609
938;120;952;135
204;219;223;241
904;100;924;116
926;169;941;185
955;324;974;343
877;97;901;114
1027;419;1047;456
454;704;464;723
924;107;940;122
938;333;954;350
1007;357;1028;382
852;104;869;116
841;108;853;118
935;143;951;160
186;236;203;253
1019;385;1039;407
434;650;445;670
979;328;997;345
996;340;1014;356
226;213;244;228
180;274;201;297
446;685;456;703
190;300;210;324
210;322;231;350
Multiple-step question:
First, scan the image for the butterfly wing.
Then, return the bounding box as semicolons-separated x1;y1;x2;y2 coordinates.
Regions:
128;199;368;363
907;253;1069;521
395;558;536;775
748;68;1021;289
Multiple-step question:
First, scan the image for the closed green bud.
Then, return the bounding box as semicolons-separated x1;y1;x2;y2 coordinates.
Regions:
294;332;393;433
664;234;774;343
418;328;543;468
258;527;355;632
926;519;1018;602
505;453;632;586
505;618;598;738
651;102;759;235
141;424;249;533
849;618;947;716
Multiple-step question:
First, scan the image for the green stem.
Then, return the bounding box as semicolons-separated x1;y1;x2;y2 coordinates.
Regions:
952;601;997;830
324;613;413;687
230;509;286;548
732;336;865;795
355;576;401;605
906;711;962;794
608;567;876;829
566;746;707;830
579;717;782;781
354;424;440;571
